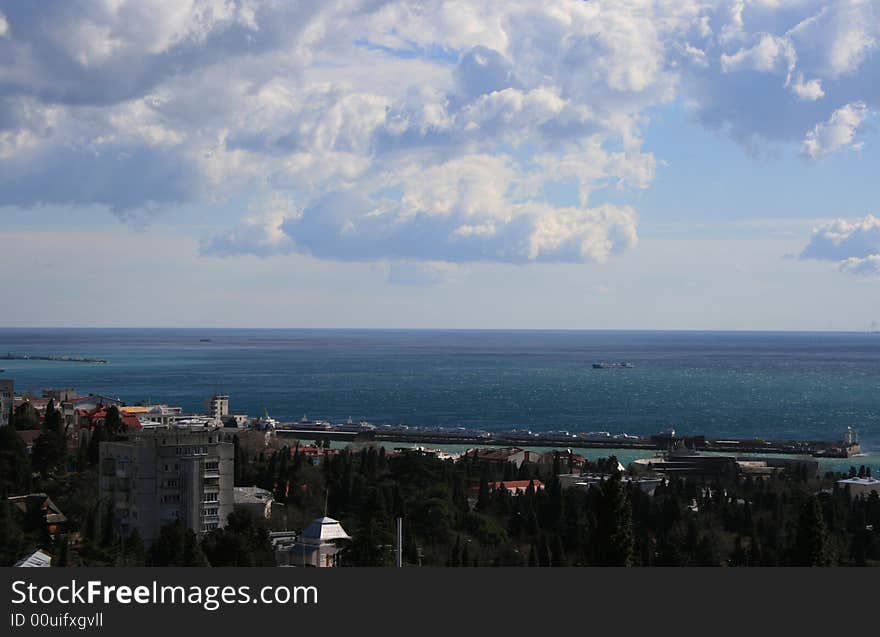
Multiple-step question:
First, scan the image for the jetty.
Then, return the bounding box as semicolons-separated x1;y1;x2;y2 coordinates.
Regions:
1;353;108;364
274;422;862;459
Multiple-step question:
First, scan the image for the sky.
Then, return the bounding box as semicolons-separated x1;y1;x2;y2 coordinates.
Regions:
0;0;879;330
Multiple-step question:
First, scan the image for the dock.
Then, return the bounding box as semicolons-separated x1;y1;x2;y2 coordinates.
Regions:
272;424;862;458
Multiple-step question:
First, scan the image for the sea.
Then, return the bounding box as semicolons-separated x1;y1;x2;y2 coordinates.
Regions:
2;328;878;471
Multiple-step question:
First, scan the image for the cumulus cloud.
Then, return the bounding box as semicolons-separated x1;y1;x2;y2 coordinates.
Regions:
800;215;880;275
839;255;880;276
801;101;871;159
1;1;878;271
201;194;298;257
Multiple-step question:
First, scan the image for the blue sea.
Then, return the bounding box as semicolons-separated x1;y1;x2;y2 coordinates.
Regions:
2;329;878;463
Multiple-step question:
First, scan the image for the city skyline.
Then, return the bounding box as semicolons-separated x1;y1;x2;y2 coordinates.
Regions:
1;1;879;330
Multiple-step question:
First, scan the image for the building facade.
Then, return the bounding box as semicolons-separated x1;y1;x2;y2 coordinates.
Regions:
205;394;229;420
0;378;13;427
99;428;234;545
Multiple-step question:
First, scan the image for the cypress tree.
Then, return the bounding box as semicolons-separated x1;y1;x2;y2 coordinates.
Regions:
794;496;833;566
596;473;635;566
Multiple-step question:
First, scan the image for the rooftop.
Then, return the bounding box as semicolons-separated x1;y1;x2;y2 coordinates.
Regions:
301;517;352;542
14;549;52;568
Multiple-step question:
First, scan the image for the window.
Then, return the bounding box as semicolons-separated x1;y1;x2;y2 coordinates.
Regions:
204;461;219;471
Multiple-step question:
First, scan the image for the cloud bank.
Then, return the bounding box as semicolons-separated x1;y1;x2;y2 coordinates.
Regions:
1;1;878;267
800;215;880;276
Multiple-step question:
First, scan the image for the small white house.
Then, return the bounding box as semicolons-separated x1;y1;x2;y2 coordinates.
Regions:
837;477;880;499
288;517;352;568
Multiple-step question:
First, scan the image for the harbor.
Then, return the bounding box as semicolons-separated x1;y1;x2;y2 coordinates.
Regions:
274;419;863;459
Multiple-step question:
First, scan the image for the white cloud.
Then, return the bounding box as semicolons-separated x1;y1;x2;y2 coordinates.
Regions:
0;1;878;272
800;215;880;276
721;34;796;76
839;255;880;276
201;194;299;257
801;101;871;159
789;74;824;101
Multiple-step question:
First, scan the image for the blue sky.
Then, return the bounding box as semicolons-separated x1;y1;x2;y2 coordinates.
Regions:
1;1;879;329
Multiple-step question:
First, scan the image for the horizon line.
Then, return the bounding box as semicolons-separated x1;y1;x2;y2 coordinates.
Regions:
0;326;878;334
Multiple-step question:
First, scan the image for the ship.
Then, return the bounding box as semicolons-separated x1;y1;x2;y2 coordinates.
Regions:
593;361;635;369
812;427;862;458
277;415;376;433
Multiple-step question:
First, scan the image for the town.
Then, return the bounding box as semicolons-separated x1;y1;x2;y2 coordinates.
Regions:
1;376;878;568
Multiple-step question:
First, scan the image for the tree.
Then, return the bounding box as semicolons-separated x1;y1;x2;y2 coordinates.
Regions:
31;429;66;478
0;493;24;566
105;406;124;437
793;496;833;566
12;402;40;430
0;426;32;493
595;473;635;566
148;521;208;566
201;510;275;567
44;399;64;436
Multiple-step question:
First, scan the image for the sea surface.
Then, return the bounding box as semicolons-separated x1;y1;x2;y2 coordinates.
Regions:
2;329;879;455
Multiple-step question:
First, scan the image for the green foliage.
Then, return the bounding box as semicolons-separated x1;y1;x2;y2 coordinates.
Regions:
201;509;275;566
31;429;66;478
147;521;209;566
0;493;25;566
0;425;32;493
793;496;833;566
12;401;40;430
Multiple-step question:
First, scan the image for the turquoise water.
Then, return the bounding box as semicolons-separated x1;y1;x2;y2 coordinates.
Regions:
1;329;878;464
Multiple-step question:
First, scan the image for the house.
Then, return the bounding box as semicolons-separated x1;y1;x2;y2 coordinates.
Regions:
233;486;274;519
537;450;587;472
837;477;880;499
292;445;339;465
491;479;544;495
281;517;352;567
14;549;52;567
8;493;68;538
472;479;545;498
557;473;663;495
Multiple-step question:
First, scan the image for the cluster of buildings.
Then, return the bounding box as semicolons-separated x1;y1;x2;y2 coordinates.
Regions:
4;375;879;568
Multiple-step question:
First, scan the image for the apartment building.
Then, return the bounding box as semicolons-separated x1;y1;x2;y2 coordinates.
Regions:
99;428;234;545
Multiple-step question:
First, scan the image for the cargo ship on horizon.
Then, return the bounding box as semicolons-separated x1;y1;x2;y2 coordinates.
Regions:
592;361;635;369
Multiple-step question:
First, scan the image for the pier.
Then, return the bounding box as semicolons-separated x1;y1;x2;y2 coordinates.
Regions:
1;353;108;364
273;423;862;458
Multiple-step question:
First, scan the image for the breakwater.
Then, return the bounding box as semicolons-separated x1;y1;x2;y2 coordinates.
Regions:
1;353;108;363
274;426;861;458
